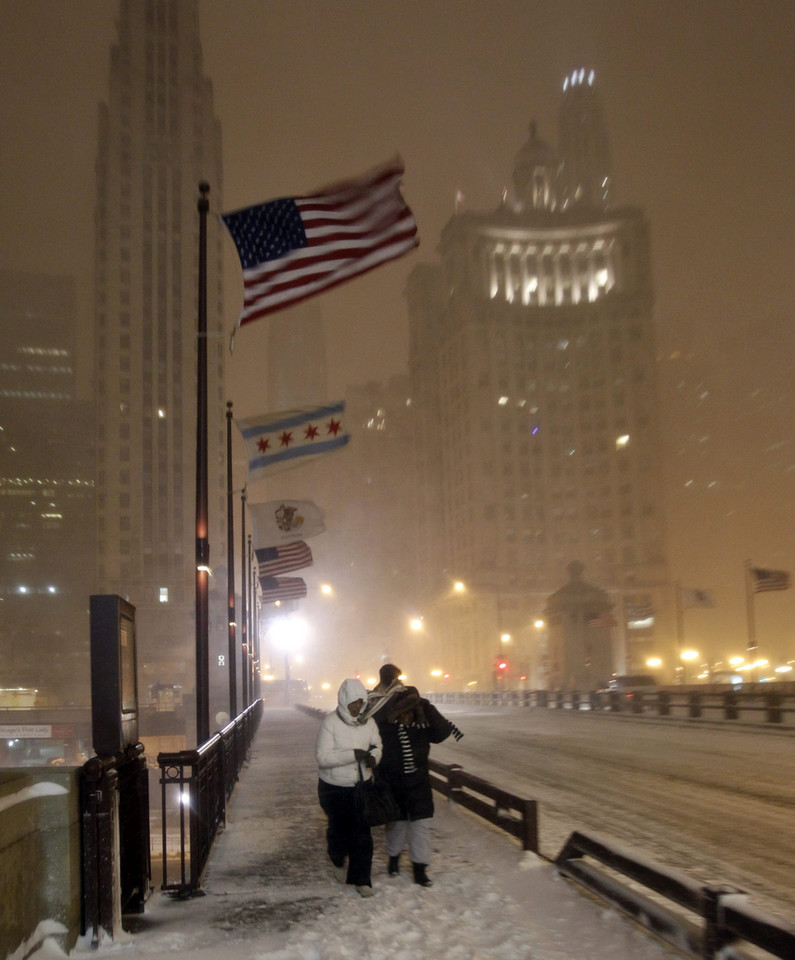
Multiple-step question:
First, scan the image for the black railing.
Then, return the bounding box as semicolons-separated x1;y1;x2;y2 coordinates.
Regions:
157;699;262;897
428;759;538;852
81;743;150;945
426;687;795;724
555;830;795;959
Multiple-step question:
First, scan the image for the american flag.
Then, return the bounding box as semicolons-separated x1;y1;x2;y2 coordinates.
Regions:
751;567;791;593
222;159;418;326
255;541;312;579
587;613;617;628
259;576;308;604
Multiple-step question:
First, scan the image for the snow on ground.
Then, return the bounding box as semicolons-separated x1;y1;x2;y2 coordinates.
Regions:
69;799;679;960
30;708;684;960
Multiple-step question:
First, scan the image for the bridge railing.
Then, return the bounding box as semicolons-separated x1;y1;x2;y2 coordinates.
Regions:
156;699;262;897
555;829;795;960
426;687;795;724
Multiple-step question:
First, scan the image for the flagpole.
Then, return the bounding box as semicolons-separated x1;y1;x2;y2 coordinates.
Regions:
745;559;757;664
240;487;249;708
248;533;254;700
674;581;684;684
195;182;210;746
226;402;237;719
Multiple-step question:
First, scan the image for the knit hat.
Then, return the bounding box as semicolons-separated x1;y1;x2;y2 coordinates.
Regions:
386;685;421;721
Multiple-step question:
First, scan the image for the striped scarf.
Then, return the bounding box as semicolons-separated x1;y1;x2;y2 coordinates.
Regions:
397;723;417;773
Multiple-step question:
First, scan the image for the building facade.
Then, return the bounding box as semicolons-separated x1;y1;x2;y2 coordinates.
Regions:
93;0;226;720
408;72;669;690
0;271;95;708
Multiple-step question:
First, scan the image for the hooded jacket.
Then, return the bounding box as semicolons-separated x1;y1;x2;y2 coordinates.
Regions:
316;678;383;787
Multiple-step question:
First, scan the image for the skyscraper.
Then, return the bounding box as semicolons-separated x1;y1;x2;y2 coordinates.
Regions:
407;72;668;689
0;271;94;705
93;0;226;716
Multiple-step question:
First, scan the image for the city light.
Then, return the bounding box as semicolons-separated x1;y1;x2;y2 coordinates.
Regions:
680;650;699;661
453;581;466;593
410;617;423;631
268;616;308;652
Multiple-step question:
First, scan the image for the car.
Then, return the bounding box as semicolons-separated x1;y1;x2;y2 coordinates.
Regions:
606;674;659;694
600;674;659;709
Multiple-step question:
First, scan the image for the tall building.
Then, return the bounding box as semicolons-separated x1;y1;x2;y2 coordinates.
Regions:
0;271;94;706
407;72;669;690
93;0;226;720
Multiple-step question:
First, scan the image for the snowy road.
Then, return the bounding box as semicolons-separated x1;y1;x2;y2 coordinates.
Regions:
430;707;795;924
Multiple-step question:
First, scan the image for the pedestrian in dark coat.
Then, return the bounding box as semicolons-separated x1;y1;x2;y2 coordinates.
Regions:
374;685;463;887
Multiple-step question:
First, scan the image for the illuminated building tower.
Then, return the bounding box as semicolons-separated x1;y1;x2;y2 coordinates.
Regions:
408;72;669;689
93;0;226;715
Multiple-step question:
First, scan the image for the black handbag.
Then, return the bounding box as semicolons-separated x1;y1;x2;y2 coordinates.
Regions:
354;767;401;827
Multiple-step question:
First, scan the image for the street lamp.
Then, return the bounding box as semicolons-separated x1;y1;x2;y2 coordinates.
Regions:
268;616;308;704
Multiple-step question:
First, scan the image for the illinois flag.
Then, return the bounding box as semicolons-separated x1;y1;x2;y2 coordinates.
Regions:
259;577;307;604
222;159;418;326
751;567;791;593
255;540;312;579
237;402;349;481
248;499;325;548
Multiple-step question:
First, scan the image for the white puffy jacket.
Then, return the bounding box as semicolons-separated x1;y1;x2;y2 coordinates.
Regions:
316;678;383;787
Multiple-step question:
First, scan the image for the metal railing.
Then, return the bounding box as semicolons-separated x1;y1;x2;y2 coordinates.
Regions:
555;830;795;959
81;743;150;945
426;687;795;725
428;758;538;852
156;699;262;897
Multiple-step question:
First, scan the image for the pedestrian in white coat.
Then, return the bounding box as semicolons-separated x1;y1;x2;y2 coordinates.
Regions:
316;678;383;897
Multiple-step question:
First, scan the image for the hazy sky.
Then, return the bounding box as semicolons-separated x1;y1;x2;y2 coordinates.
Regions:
1;0;792;662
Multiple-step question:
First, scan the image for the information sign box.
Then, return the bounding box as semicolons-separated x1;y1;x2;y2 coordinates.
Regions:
90;595;139;756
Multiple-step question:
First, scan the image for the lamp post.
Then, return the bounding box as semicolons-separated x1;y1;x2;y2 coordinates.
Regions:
268;615;308;705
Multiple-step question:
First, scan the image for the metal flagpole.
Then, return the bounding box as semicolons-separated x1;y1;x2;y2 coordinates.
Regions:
195;182;210;746
226;402;237;719
240;487;249;708
745;559;757;659
248;533;254;699
674;581;684;683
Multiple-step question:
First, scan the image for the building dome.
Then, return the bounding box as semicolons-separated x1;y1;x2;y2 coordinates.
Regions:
512;120;559;211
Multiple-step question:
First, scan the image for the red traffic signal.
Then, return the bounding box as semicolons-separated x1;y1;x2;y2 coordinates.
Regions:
495;659;509;672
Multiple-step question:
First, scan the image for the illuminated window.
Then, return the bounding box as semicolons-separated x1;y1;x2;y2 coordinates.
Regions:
159;587;169;603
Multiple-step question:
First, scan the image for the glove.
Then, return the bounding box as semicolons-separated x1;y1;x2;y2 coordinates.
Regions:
354;748;376;769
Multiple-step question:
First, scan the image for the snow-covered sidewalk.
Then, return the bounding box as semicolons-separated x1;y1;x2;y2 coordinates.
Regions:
74;708;679;960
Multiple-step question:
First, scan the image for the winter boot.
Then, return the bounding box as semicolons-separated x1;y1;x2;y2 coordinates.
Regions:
412;862;433;887
388;855;400;877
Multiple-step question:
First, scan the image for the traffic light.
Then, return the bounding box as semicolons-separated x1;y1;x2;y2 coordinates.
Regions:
495;658;509;678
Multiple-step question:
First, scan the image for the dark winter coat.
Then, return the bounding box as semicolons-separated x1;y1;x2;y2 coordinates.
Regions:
375;697;455;821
